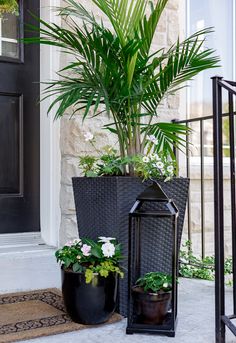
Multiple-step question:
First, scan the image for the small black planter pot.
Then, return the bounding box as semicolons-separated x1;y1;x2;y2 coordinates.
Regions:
132;286;172;325
61;269;118;325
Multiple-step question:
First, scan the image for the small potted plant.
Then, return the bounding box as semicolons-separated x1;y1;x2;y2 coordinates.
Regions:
55;236;124;325
132;272;172;325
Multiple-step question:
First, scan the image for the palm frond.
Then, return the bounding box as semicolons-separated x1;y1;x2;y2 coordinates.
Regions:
139;0;168;57
24;1;220;162
146;122;191;159
140;28;220;114
91;0;147;46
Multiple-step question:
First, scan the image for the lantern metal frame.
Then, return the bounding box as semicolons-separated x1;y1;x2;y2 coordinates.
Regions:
126;182;179;336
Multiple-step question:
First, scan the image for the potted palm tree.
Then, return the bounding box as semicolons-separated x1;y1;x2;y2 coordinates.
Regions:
24;0;219;315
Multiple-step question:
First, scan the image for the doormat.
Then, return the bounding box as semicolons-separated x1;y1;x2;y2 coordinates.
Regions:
0;289;122;343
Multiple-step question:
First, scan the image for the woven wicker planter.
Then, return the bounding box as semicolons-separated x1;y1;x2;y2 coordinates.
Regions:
72;176;189;316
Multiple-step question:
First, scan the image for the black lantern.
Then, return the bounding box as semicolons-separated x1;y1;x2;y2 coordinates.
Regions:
126;182;179;337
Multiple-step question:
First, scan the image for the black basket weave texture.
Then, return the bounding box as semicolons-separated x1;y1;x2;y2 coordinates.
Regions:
72;176;189;316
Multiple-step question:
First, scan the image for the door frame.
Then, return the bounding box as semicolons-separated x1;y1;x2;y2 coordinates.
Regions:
40;0;61;247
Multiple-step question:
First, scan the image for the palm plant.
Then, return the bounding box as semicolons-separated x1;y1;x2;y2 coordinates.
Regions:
25;0;219;174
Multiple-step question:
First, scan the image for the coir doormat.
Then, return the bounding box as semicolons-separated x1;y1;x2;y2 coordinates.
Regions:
0;289;122;343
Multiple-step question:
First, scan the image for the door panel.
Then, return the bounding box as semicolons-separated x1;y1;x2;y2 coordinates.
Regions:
0;1;40;233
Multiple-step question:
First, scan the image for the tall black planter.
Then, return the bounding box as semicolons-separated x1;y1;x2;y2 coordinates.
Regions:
72;176;189;316
62;270;118;325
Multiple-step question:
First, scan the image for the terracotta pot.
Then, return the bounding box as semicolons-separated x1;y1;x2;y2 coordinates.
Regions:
132;286;171;325
62;269;118;325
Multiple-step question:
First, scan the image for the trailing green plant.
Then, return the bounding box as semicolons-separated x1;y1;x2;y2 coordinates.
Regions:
179;240;233;283
24;0;220;174
135;272;172;293
0;0;18;15
55;236;124;283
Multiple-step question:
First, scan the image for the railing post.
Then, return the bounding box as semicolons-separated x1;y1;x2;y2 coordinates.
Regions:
228;91;236;315
212;76;225;343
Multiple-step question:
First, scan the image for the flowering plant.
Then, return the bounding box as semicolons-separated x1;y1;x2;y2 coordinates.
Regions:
79;134;176;181
55;236;124;283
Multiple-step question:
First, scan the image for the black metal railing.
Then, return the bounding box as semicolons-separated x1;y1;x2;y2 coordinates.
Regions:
212;76;236;343
175;76;236;343
176;113;235;259
176;114;214;259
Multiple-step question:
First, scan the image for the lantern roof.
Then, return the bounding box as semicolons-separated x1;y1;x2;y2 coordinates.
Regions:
137;182;169;202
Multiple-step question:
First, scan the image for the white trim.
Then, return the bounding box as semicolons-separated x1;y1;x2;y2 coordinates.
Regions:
40;0;61;247
178;0;187;122
0;232;44;248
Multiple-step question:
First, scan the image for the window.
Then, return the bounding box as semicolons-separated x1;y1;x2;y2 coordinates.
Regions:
186;0;235;158
0;8;21;61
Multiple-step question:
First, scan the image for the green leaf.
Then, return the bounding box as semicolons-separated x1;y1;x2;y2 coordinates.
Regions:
91;246;102;258
72;262;83;272
85;170;98;177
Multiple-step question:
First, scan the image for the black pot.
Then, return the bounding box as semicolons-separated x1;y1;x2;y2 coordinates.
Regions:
132;286;171;325
61;269;118;325
72;176;189;316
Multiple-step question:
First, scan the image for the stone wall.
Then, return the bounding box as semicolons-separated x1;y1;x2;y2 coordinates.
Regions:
59;0;181;244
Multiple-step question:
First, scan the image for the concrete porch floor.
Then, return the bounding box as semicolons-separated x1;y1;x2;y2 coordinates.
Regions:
20;278;235;343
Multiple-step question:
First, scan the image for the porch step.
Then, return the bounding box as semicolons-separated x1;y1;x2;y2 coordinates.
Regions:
0;245;61;294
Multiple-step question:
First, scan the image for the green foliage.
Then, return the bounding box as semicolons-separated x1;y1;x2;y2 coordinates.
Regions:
24;0;220;173
136;272;172;293
79;147;130;177
0;0;18;15
179;240;233;282
79;143;176;179
55;236;124;284
133;152;176;181
79;156;97;177
85;261;124;283
97;147;130;176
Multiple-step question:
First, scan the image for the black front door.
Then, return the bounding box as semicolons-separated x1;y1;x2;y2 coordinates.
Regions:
0;1;40;234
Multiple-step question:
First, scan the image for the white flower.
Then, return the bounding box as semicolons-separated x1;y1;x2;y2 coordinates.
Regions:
153;139;158;145
84;132;94;141
150;154;156;161
72;238;81;245
147;135;155;142
155;161;164;169
81;244;91;256
98;236;116;243
150;153;160;161
163;282;169;288
101;242;115;258
147;135;158;145
142;156;150;163
167;165;174;173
